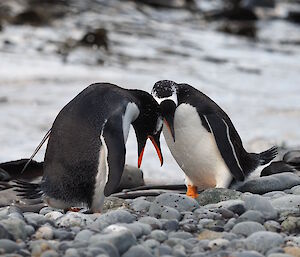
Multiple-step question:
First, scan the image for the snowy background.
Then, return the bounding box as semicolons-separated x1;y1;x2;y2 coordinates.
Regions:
0;0;300;184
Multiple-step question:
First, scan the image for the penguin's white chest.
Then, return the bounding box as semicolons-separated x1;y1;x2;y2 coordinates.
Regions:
163;104;232;189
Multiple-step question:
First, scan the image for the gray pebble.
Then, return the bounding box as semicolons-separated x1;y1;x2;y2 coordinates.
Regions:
237;173;300;194
88;242;119;257
0;239;20;253
87;247;109;256
34;225;54;240
150;230;168;242
197;188;242;205
208;238;230;250
169;231;193;240
39;207;57;215
270;195;300;212
224;218;236;231
89;227;136;254
0;218;27;240
231;221;266;237
231;250;264;257
122;245;154;257
24;212;48;226
139;216;162;229
290;185;300;195
142;239;160;249
130;198;151;212
93;210;135;230
25;225;35;237
263;191;287;199
283;150;300;164
162;220;179;231
56;212;94;228
45;211;64;221
243;195;278;220
154;244;173;256
40;250;59;257
149;193;199;217
161;206;181;220
237;210;265;224
0;224;13;239
264;220;281;232
74;229;94;242
53;229;74;240
173;248;186;257
115;222;151;237
64;248;80;257
244;231;284;254
267;254;294;257
204;199;245;213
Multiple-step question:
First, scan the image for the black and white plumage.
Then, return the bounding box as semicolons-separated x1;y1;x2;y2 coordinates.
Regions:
15;83;163;212
152;80;277;192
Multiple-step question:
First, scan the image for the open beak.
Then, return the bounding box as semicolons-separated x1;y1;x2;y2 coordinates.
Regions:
148;134;163;167
137;134;163;168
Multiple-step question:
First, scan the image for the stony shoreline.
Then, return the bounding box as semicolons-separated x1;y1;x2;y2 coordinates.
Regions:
0;187;299;257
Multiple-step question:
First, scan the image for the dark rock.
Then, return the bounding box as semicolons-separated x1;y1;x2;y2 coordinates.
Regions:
0;168;11;181
135;0;191;9
197;188;242;206
228;203;246;215
12;9;49;26
80;28;109;50
161;219;179;231
261;161;298;177
236;173;300;194
287;11;300;24
206;7;257;21
283;150;300;165
241;0;275;8
218;21;256;38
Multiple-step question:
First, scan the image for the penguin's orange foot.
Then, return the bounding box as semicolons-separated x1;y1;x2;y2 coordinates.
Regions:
186;185;198;199
68;207;81;212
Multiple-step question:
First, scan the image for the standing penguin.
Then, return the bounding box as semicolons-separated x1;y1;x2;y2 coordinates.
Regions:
152;80;277;198
16;83;163;212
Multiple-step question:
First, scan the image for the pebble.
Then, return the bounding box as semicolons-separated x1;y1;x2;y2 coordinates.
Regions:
208;238;230;250
154;244;173;256
0;218;27;240
281;216;300;233
243;195;278;220
24;213;48;227
231;250;264;257
142;239;160;249
197;188;242;205
150;230;168;242
264;220;281;232
231;221;266;237
40;250;59;257
56;212;94;228
244;231;284;254
64;248;80;257
149;193;199;217
161;219;179;231
139;216;162;229
122;245;154;257
169;231;193;240
161;206;181;220
93;210;135;230
237;173;300;194
270;195;300;212
236;210;265;224
34;225;54;240
45;211;64;221
268;254;294;257
0;239;20;253
89;227;136;254
0;224;13;239
130;198;151;212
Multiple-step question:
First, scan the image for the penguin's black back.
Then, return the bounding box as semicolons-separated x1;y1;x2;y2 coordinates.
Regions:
42;83;135;206
177;83;257;175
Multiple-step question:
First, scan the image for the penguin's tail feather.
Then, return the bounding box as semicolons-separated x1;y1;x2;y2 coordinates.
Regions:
21;129;51;174
259;146;278;165
13;180;43;199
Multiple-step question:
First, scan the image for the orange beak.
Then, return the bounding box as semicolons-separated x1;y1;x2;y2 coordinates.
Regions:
137;136;163;168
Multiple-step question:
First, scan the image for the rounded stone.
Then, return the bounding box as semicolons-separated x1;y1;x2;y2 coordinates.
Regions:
270;195;300;212
208;238;230;250
154;244;172;256
40;250;59;257
150;230;168;242
34;225;54;240
0;224;13;239
139;216;162;229
122;245;154;257
169;231;193;240
64;248;80;257
244;231;284;254
243;195;278;220
45;211;64;221
197;188;242;206
130;198;151;212
161;207;181;220
74;229;94;242
231;250;264;257
161;219;179;231
0;239;20;253
0;218;27;240
142;239;160;249
149;193;199;217
237;210;265;224
264;220;281;232
268;254;293;257
231;221;266;237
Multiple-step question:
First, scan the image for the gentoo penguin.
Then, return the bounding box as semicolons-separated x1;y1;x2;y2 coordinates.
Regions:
15;83;163;213
151;80;277;198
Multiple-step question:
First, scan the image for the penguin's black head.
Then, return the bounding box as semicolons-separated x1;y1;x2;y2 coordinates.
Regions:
130;89;163;168
152;80;178;142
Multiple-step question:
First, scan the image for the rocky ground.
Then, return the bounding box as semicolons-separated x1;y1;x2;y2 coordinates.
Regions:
0;187;300;257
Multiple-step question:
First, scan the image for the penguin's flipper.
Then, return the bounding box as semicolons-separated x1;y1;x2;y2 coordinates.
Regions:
102;115;126;197
204;114;245;181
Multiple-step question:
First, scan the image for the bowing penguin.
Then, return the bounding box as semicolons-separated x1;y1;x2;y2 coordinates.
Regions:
152;80;277;198
15;83;163;212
